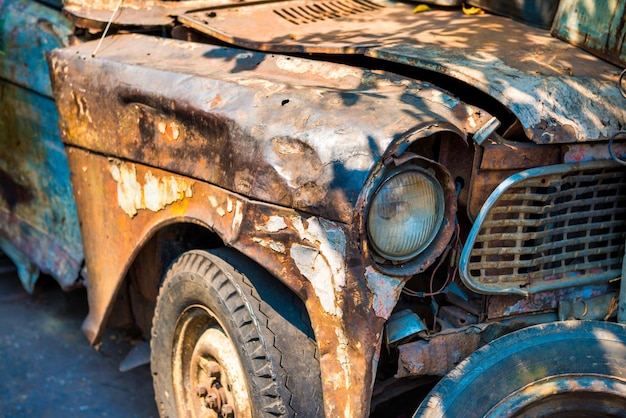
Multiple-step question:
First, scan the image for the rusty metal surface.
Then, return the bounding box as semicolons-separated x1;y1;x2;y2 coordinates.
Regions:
48;33;489;225
0;0;83;291
180;1;625;144
64;147;380;418
467;137;561;220
486;283;610;319
63;0;258;28
48;34;498;417
462;160;626;295
565;141;626;163
552;0;626;67
396;326;484;377
414;320;626;417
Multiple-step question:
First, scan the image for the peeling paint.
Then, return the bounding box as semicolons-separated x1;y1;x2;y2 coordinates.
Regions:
564;142;626;163
334;327;353;418
157;121;181;142
208;195;226;216
291;216;346;289
231;200;244;232
289;216;346;316
109;162;194;217
256;215;288;233
365;266;405;319
291;244;339;315
252;237;286;254
276;56;361;81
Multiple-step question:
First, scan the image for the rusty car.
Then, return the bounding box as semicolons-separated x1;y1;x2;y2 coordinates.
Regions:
2;0;626;416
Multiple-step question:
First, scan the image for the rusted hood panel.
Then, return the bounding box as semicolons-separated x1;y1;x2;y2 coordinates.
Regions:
48;34;489;223
179;1;625;143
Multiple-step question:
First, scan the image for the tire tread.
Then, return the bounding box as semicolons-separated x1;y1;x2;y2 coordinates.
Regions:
152;249;322;418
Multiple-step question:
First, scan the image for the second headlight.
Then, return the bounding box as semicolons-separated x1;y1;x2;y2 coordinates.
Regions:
367;167;444;263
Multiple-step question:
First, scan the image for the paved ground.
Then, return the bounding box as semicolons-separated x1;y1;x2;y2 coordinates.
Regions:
0;253;158;417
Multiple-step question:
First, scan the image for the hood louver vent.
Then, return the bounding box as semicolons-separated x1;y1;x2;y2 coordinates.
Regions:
273;0;383;25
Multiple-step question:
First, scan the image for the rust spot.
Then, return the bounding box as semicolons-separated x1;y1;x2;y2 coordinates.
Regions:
157;121;182;142
210;94;222;107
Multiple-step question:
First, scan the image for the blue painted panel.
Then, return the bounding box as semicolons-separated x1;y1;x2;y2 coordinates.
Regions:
0;0;74;97
0;0;83;290
552;0;626;67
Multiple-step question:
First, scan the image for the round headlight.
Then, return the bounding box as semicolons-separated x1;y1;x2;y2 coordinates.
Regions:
367;167;444;262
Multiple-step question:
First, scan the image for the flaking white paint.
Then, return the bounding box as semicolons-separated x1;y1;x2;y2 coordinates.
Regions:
232;200;244;231
109;162;193;217
256;216;288;233
289;216;346;317
365;266;404;319
252;237;286;254
291;244;338;315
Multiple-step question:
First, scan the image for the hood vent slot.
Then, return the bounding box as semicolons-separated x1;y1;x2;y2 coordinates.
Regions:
273;0;383;25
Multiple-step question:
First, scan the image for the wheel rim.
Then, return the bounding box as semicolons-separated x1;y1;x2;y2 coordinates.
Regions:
173;305;252;418
486;374;626;417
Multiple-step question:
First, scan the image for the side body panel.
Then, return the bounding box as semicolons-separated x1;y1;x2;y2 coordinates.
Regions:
0;0;82;291
553;0;626;67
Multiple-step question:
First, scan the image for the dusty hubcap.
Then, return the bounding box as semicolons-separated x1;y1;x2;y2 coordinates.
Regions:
191;344;235;417
173;306;252;418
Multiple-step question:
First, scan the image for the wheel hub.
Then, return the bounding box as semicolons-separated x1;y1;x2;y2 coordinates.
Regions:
193;357;234;418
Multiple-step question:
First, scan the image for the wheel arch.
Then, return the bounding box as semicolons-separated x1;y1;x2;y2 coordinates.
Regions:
93;216;318;351
107;219;223;337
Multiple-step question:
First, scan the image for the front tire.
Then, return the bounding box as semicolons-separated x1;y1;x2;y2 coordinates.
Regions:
415;320;626;417
151;249;323;418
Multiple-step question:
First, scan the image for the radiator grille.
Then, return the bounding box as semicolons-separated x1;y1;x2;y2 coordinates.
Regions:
461;161;626;294
273;0;384;25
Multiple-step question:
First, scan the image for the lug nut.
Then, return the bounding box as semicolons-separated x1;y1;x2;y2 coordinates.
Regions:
221;404;234;418
206;392;218;409
196;385;208;398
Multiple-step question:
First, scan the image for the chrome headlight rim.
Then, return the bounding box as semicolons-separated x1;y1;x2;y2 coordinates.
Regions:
366;165;446;263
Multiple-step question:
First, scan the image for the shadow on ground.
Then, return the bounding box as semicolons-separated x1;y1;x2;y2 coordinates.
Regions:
0;253;158;417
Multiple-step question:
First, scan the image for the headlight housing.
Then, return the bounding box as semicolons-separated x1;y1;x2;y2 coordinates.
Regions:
367;166;444;262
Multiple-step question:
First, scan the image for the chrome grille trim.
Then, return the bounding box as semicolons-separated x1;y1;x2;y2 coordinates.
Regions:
460;160;626;295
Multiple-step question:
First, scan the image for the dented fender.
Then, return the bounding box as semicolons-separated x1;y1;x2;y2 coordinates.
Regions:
66;148;389;418
49;34;495;417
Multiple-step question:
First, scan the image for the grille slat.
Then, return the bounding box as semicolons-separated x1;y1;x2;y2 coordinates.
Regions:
469;243;624;270
460;161;626;295
475;220;624;243
472;233;625;256
489;193;623;215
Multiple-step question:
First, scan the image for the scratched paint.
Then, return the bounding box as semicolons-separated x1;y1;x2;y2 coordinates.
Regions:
109;162;194;217
231;200;243;232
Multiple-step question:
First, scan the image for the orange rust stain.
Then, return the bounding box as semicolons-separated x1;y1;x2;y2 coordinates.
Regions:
169;194;190;216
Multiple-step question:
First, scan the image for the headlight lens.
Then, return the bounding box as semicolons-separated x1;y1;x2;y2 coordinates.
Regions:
367;168;444;262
